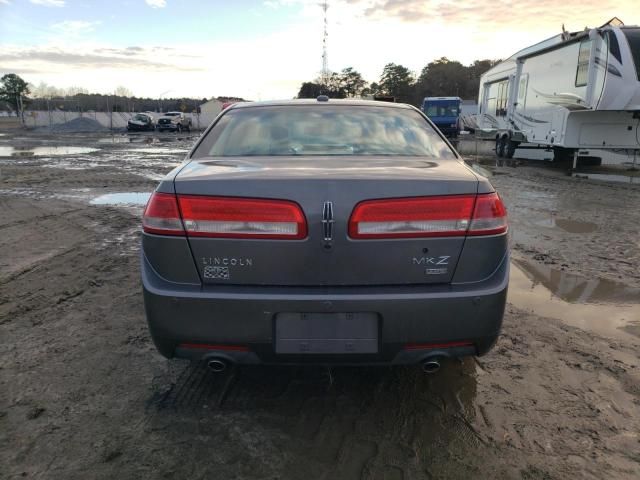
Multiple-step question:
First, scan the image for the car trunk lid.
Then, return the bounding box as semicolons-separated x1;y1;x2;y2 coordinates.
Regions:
172;156;481;286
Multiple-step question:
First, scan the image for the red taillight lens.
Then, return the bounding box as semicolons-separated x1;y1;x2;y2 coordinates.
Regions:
348;193;507;239
348;195;476;239
177;195;307;239
142;192;185;236
468;192;508;236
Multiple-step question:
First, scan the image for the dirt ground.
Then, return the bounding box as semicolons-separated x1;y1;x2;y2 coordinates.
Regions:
1;131;639;479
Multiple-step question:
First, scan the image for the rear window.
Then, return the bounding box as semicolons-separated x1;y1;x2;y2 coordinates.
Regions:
622;28;640;80
192;105;455;158
424;101;459;117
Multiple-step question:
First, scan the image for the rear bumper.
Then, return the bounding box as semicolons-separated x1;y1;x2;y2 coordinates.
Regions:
142;252;508;365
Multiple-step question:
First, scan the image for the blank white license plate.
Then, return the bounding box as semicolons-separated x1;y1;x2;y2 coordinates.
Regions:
275;312;379;354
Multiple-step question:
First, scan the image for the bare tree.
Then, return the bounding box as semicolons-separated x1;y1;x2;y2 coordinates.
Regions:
114;86;133;97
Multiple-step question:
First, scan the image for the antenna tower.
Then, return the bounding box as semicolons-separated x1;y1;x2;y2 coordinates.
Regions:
321;1;329;86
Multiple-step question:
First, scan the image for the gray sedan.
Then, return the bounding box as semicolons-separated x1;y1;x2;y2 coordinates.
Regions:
141;98;508;372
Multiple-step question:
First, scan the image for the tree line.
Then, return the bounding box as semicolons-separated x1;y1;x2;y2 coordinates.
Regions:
0;74;246;115
297;57;500;105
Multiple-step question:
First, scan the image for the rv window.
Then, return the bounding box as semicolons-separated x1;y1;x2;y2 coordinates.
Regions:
622;28;640;81
575;39;592;87
517;76;527;103
495;80;508;117
606;31;622;64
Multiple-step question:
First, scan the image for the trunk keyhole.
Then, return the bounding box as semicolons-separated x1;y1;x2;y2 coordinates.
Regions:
422;247;429;253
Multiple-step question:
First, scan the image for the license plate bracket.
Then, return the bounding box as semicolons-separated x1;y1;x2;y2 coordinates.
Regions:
275;312;379;354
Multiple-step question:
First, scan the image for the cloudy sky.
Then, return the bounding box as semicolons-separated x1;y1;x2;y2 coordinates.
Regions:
0;0;638;100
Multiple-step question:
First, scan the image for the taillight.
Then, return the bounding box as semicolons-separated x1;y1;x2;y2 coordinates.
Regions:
348;193;507;239
468;192;508;236
143;192;185;236
177;195;307;239
348;195;475;239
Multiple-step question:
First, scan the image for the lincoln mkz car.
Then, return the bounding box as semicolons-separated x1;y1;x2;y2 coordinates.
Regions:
141;98;509;373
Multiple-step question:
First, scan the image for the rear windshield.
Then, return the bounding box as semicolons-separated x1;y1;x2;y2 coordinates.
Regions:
622;28;640;80
192;105;456;158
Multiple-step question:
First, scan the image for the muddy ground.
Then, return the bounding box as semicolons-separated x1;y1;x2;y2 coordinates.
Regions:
0;131;639;480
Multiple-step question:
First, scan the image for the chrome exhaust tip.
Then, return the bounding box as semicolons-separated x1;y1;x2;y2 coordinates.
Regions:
421;359;441;374
207;358;228;373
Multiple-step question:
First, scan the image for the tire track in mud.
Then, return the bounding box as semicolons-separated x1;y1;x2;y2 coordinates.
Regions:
143;361;489;479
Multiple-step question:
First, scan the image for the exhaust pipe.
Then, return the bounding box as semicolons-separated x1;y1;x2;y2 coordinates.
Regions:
421;358;441;374
207;358;228;373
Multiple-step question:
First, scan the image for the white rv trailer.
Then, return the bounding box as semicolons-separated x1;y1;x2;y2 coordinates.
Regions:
477;18;640;161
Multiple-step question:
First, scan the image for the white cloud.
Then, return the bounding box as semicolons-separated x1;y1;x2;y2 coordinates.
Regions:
0;0;11;6
30;0;65;6
51;20;100;36
145;0;166;8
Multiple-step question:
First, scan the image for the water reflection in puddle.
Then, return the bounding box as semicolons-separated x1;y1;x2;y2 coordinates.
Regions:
0;146;99;157
97;135;196;144
90;192;151;206
509;259;640;339
573;172;640;184
126;147;189;154
534;217;598;233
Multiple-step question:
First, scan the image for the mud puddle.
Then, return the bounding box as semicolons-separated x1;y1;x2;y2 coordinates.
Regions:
0;146;99;157
124;147;189;154
97;134;197;144
534;216;598;233
509;258;640;339
573;172;640;184
90;192;151;206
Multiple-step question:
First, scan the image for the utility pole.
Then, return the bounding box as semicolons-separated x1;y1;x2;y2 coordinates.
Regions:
158;90;171;113
17;94;25;127
321;1;329;88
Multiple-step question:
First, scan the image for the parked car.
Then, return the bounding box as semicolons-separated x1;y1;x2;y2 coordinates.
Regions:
141;98;509;372
156;111;191;132
127;113;155;132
